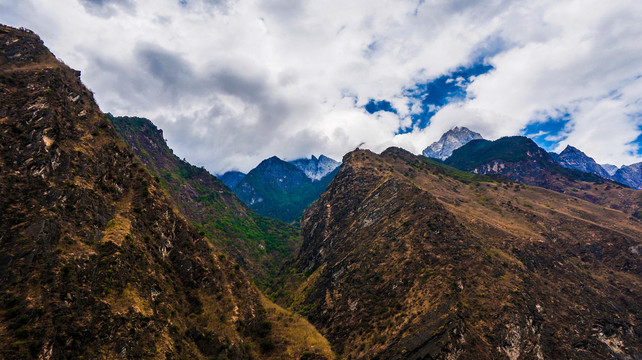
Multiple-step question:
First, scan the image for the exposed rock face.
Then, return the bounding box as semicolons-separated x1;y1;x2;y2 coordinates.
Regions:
291;146;642;359
601;163;620;176
553;145;611;179
422;126;483;160
289;155;340;181
614;162;642;190
219;170;246;189
231;156;338;223
0;25;331;360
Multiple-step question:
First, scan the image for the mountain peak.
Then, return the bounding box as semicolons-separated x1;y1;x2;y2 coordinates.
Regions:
289;154;340;181
422;126;483;160
613;161;642;189
553;145;611;179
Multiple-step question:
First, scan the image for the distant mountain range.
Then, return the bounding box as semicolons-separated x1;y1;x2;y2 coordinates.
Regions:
219;155;340;223
422;126;642;190
547;144;642;190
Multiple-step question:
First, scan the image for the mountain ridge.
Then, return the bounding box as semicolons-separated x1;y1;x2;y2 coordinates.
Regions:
285;145;642;359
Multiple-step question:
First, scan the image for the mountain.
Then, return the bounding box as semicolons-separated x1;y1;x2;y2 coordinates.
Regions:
109;115;301;288
219;170;246;189
601;163;620;176
442;136;642;214
289;155;340;181
422;126;483;160
231;156;338;223
284;146;642;359
614;162;642;190
0;25;332;359
552;145;611;179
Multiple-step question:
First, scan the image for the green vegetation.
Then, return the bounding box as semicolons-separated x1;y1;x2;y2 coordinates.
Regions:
236;164;337;223
108;114;302;289
444;136;537;170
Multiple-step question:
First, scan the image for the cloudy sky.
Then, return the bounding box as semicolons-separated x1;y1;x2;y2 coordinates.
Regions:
2;0;641;173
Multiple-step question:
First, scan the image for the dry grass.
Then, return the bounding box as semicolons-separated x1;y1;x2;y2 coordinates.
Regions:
260;294;335;360
107;282;153;317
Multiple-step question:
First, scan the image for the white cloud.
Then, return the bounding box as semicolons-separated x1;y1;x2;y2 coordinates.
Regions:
1;0;641;172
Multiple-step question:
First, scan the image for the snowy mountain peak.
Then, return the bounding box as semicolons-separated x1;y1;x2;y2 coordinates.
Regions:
289;155;340;181
422;126;483;160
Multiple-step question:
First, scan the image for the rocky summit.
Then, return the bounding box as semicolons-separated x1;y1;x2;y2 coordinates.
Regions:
422;126;483;160
552;145;611;179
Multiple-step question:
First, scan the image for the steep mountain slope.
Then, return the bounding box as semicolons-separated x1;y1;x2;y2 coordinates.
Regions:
552;145;611;179
422;126;483;160
288;146;642;359
109;115;301;287
289;155;340;180
219;170;246;189
0;25;332;359
233;156;338;223
444;136;642;214
614;162;642;190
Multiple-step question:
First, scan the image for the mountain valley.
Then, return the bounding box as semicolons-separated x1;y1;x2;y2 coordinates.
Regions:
1;24;642;360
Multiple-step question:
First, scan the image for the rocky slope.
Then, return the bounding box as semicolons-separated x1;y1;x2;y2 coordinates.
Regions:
109;115;301;288
287;146;642;359
0;25;332;359
232;156;338;223
422;126;483;160
551;145;611;179
290;155;340;181
614;162;642;190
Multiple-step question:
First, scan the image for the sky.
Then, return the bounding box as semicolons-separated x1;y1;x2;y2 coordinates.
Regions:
1;0;641;173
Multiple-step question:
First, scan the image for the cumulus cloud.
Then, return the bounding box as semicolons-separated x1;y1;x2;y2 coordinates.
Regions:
0;0;641;172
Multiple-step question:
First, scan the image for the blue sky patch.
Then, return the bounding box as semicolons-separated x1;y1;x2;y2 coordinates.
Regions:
398;62;493;134
364;62;494;135
522;114;572;152
365;99;397;114
633;125;642;155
